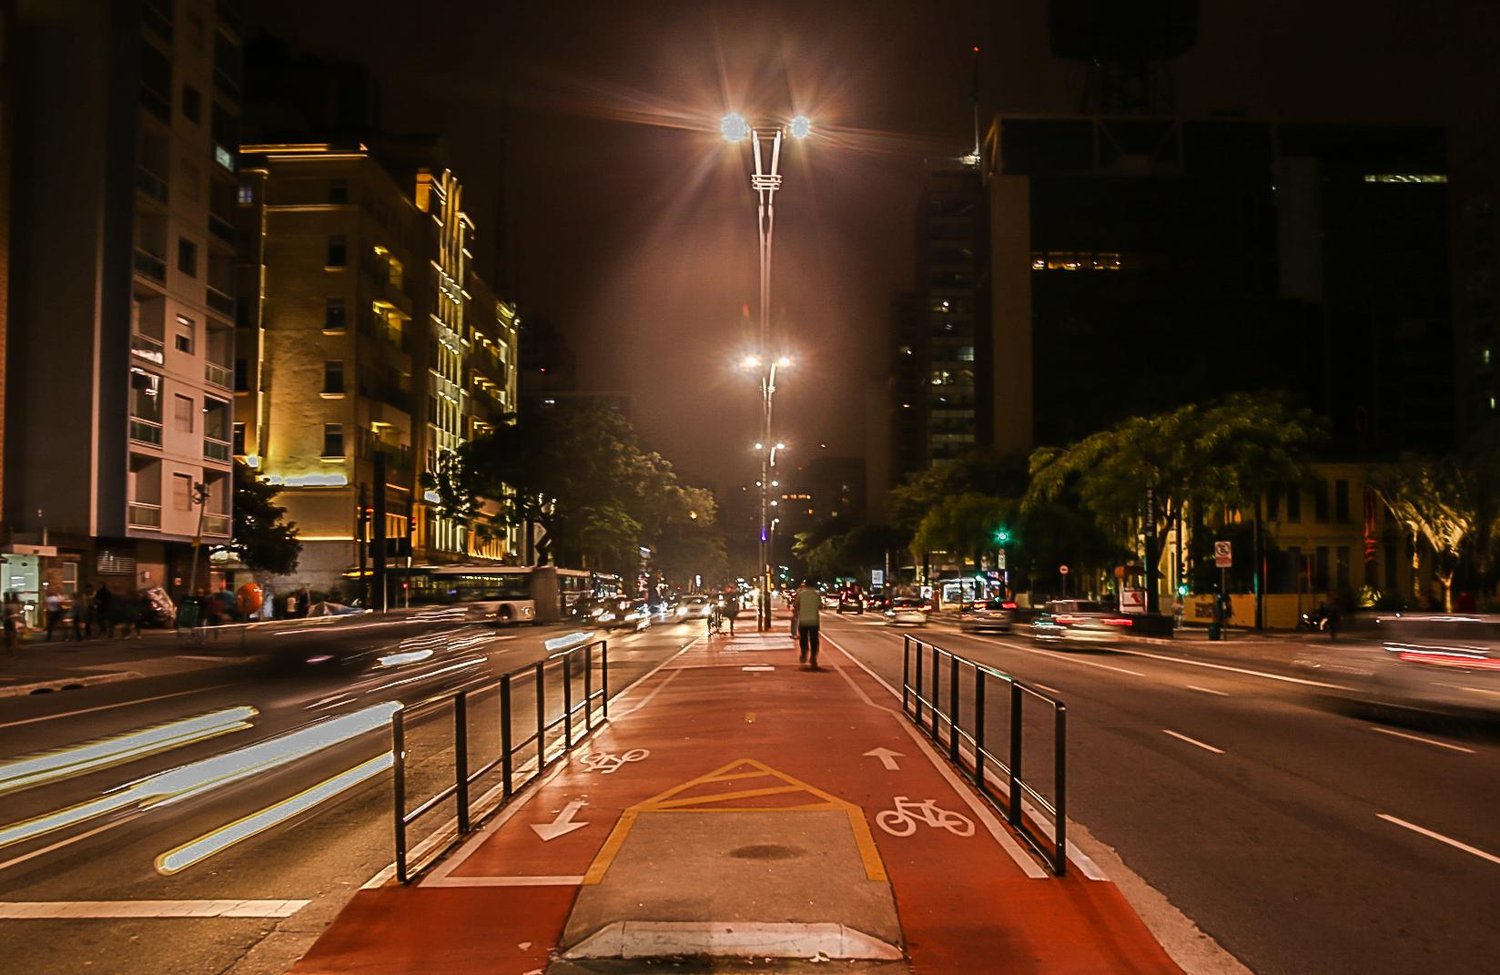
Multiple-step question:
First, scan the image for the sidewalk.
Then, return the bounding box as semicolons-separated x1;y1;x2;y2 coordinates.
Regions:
290;618;1183;973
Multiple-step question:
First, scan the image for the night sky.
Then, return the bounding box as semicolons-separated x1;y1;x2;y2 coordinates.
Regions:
250;0;1500;494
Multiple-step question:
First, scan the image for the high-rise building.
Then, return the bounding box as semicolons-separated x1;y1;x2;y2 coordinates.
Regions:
235;143;520;590
4;0;243;610
979;114;1452;458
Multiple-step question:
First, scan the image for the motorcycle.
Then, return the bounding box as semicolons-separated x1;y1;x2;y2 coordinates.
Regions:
1298;606;1332;632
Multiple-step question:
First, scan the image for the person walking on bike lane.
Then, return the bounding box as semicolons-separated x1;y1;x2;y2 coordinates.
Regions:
794;578;822;670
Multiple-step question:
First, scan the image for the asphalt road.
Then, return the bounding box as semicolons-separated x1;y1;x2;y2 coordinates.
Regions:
820;612;1500;975
0;611;705;975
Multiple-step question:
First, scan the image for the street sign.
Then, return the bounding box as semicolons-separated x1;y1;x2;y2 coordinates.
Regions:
997;550;1007;570
1214;540;1233;568
1059;564;1070;575
871;569;885;587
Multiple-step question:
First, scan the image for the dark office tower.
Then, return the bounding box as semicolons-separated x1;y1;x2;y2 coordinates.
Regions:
1451;148;1500;438
983;115;1451;457
4;0;243;604
889;292;927;480
916;166;989;465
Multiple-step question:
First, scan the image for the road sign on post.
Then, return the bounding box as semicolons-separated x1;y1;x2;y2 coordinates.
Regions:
1214;541;1233;568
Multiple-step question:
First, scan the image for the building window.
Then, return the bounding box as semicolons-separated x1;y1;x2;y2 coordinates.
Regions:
326;235;347;267
181;84;201;123
329;179;348;204
325;297;347;331
177;238;198;277
322;423;344;458
173;394;195;433
1335;480;1350;523
233;358;248;391
238;182;254;206
174;314;195;354
323;360;345;395
232;422;246;454
172;473;194;512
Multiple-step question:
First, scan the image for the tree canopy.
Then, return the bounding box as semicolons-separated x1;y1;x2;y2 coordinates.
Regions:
217;461;301;577
1370;454;1478;611
429;401;725;583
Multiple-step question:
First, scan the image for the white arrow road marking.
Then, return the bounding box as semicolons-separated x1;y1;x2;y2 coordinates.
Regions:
864;747;903;770
531;800;589;841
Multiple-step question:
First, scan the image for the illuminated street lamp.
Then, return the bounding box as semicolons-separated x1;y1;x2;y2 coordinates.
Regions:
724;112;809;627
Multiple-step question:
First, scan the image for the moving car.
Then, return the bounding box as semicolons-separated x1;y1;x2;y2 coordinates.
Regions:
598;596;651;630
884;596;930;626
959;598;1015;633
1030;599;1131;645
677;595;714;621
837;590;865;614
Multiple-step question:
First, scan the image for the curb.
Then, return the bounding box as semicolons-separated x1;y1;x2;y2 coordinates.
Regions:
0;670;145;698
564;921;904;961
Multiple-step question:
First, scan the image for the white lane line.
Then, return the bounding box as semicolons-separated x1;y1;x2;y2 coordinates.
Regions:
0;815;140;875
1162;729;1224;754
1379;814;1500;866
988;639;1144;676
0;683;240;730
1033;682;1062;696
0;899;309;918
1186;684;1228;696
1371;726;1475;754
1111;646;1347;690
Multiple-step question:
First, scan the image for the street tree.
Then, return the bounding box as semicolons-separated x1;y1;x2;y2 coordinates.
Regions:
1370;454;1478;611
215;461;301;577
1026;394;1321;608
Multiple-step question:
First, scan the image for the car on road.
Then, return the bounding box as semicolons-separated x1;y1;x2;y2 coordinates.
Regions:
959;598;1016;633
837;590;865;614
1030;599;1131;645
884;596;930;626
677;595;714;621
864;592;892;612
598;596;651;630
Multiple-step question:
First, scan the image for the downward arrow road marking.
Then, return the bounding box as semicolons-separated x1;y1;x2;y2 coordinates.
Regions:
864;747;903;771
531;800;589;841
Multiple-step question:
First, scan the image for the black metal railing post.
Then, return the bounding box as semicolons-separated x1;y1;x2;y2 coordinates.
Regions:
1054;703;1068;876
601;642;609;718
562;652;574;749
535;661;546;770
931;646;941;739
392;711;408;883
913;641;924;727
902;636;911;713
584;645;594;732
949;655;961;762
454;692;471;834
974;670;987;790
500;674;513;799
1009;681;1023;828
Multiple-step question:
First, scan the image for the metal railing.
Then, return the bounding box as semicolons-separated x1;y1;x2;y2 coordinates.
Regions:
392;638;609;883
901;635;1068;875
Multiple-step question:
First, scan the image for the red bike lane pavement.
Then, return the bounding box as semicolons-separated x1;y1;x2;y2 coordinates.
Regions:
290;628;1183;974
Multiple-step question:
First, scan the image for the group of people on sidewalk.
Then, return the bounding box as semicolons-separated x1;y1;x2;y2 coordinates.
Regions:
3;585;151;656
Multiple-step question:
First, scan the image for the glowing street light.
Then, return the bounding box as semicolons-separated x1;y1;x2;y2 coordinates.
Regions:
723;110;812;630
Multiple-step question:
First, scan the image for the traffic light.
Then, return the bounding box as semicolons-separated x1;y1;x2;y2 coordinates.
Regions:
408;511;418;537
994;527;1012;546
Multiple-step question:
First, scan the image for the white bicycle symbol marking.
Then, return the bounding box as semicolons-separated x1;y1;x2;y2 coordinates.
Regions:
579;748;650;774
875;796;975;838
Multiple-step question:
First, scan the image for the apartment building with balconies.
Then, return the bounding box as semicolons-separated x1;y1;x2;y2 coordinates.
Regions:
4;0;241;603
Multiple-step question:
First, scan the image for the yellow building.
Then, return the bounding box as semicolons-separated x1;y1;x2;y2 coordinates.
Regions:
235;144;519;591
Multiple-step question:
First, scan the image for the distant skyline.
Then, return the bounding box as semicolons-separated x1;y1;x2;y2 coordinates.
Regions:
251;0;1500;492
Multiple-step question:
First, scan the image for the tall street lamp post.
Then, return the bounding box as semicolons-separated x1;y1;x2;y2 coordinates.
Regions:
724;112;810;630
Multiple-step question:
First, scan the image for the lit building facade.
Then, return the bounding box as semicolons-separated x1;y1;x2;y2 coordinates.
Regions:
4;0;242;609
236;144;520;590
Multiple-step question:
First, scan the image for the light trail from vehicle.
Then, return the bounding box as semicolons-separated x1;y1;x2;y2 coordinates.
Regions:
0;707;258;796
0;702;401;851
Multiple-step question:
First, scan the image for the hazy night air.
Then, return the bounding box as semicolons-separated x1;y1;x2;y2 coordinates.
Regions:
254;0;1500;489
